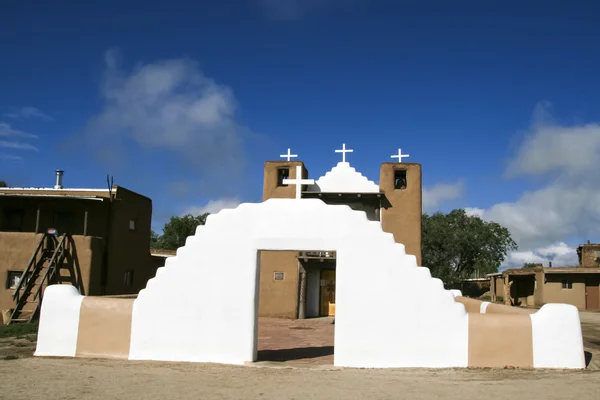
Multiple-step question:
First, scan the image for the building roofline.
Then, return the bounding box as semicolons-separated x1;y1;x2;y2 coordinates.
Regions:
543;267;600;274
0;187;112;192
0;193;106;201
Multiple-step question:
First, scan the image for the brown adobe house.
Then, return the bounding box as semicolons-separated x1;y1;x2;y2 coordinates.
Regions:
256;146;422;319
488;241;600;311
0;170;159;324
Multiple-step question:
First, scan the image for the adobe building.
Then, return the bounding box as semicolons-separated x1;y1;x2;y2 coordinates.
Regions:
578;240;600;267
488;261;600;311
0;170;158;324
259;145;422;319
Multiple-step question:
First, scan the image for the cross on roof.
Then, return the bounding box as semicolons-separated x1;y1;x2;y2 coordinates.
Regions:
279;148;298;162
391;148;410;163
283;165;315;199
335;143;353;163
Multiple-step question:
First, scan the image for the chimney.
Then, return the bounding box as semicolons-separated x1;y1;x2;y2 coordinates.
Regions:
54;170;64;189
549;261;552;268
588;240;591;244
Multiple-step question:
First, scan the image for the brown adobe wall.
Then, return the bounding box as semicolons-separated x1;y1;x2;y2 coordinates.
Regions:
0;232;104;321
379;162;422;265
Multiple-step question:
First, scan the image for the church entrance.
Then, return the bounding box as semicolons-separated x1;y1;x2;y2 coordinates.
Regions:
256;250;335;365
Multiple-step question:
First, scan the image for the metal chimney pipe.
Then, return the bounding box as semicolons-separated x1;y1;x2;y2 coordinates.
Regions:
54;170;64;189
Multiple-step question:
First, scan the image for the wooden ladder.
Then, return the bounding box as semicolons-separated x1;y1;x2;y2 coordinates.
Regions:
8;233;70;324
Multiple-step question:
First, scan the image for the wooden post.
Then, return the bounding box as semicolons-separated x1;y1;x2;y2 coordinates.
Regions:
298;264;307;319
35;206;40;233
83;209;89;236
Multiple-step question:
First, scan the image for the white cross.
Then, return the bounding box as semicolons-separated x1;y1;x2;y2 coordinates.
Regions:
279;148;298;162
335;143;353;163
391;148;410;163
283;165;315;199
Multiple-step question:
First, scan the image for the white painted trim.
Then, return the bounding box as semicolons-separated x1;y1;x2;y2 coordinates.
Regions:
34;285;84;358
0;187;111;192
480;302;490;313
0;193;105;200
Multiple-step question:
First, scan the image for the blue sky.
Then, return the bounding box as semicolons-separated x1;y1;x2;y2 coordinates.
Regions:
2;0;600;267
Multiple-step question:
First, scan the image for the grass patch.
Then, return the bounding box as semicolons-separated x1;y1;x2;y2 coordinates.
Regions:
0;322;38;339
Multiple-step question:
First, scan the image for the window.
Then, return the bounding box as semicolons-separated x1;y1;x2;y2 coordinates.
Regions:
6;271;25;290
562;280;572;289
394;169;407;190
277;168;290;187
124;270;134;286
129;219;137;231
274;272;285;281
53;211;74;233
3;208;24;231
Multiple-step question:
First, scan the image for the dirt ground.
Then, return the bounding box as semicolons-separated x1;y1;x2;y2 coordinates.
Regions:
0;313;599;400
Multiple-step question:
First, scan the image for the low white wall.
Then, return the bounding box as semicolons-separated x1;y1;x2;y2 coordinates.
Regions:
34;199;585;369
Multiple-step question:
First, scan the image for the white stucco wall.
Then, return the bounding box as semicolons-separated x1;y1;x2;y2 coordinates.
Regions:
34;198;585;369
306;162;380;193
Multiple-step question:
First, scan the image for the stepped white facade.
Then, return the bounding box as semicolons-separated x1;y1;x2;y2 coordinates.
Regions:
35;198;585;368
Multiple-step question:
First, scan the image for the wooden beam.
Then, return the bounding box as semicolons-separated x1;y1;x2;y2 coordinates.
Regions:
35;206;40;233
83;209;88;236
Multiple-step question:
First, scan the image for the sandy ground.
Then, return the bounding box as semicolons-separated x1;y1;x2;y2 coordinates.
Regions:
0;313;599;400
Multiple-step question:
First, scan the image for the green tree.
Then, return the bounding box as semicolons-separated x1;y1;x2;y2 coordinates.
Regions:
422;209;517;285
150;230;161;249
153;213;209;250
523;263;537;268
0;180;7;187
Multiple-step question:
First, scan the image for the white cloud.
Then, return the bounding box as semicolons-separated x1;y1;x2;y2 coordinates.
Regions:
182;197;241;216
422;181;464;212
468;101;600;267
464;207;485;218
502;242;578;269
0;122;38;138
506;122;600;178
0;140;38;151
5;107;53;121
0;153;22;160
84;49;246;174
0;122;39;159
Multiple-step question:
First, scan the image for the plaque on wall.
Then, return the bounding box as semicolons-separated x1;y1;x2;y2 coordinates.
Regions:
274;272;285;281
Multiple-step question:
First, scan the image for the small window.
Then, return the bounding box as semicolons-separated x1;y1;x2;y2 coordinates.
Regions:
277;168;290;187
394;169;407;190
562;280;572;289
129;219;136;231
124;270;134;286
6;271;25;290
274;272;285;281
3;208;24;231
53;211;74;233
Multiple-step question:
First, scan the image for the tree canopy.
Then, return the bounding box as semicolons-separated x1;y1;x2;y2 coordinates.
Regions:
0;180;7;187
151;213;209;250
422;209;517;285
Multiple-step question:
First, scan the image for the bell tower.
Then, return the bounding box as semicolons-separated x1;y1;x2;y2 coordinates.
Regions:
379;149;422;265
262;148;309;201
